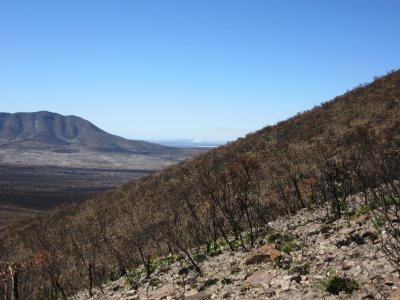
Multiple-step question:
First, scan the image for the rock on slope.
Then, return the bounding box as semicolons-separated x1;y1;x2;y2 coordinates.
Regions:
74;199;400;300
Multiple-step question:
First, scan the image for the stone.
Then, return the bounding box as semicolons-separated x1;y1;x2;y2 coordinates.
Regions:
350;214;369;224
184;291;212;300
245;270;273;286
290;275;302;283
341;261;355;270
362;293;375;299
389;289;400;300
348;251;360;259
147;283;174;300
265;288;276;297
245;243;281;265
276;278;291;291
126;290;136;296
70;203;400;300
230;266;241;274
324;256;335;262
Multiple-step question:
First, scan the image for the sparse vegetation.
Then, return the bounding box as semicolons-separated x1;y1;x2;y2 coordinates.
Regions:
267;232;295;253
267;232;292;244
356;204;371;216
371;216;383;227
198;278;218;292
320;271;359;295
0;70;400;298
280;241;296;254
289;261;310;275
206;239;226;256
125;268;144;290
272;254;292;270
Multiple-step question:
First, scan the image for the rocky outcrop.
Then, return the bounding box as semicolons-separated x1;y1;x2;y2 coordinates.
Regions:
245;244;281;265
74;200;400;299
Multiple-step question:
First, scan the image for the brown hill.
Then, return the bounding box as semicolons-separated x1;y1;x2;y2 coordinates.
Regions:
1;70;399;299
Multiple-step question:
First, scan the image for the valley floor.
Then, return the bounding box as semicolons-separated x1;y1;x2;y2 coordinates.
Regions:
0;164;150;210
74;199;400;300
0;147;203;223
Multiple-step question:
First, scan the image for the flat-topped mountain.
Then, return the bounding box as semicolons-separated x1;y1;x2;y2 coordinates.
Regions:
0;111;169;153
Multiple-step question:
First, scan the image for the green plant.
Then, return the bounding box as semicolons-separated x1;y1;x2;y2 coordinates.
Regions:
221;277;233;285
272;255;291;270
320;271;359;295
149;277;160;287
231;233;252;250
112;284;121;291
267;232;292;244
335;233;366;248
232;239;241;251
193;251;207;263
267;232;296;254
320;224;332;234
338;197;348;212
384;194;397;206
374;193;398;207
125;267;144;289
198;278;218;292
242;232;251;245
289;262;310;275
371;216;383;227
108;268;124;281
267;232;281;244
362;230;379;241
305;192;315;208
178;266;189;277
280;241;295;254
207;239;226;256
148;259;158;274
159;253;177;267
356;204;371;216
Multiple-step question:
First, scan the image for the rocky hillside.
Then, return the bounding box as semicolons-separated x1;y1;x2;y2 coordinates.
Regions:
74;198;399;299
1;70;399;299
0;111;170;153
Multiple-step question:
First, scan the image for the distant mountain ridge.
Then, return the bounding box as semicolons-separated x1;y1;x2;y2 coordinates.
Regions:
0;111;169;153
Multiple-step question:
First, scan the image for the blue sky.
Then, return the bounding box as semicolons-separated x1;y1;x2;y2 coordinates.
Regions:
1;1;399;142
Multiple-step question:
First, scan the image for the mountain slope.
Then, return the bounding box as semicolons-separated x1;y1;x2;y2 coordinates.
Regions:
0;111;169;153
1;70;399;299
74;202;398;299
0;111;205;212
